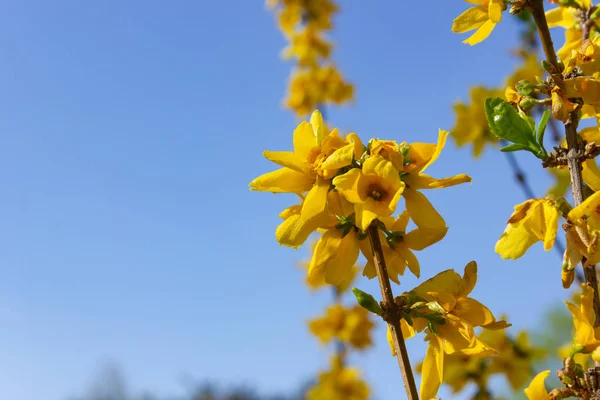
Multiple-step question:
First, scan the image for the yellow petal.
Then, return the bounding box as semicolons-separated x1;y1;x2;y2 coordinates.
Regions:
407;172;472;190
293;121;316;160
332;168;364;203
276;206;320;248
488;0;503;24
452;6;488;33
301;177;330;221
458;261;477;297
404;227;448;251
565;77;600;107
308;229;360;285
581;283;596;327
569;190;600;223
347;132;364;160
438;314;475;353
396;245;420;278
566;299;598;348
321;143;355;170
413;269;462;299
583;160;600;192
545;7;575;29
362;155;401;185
580;126;600;144
482;320;511;330
419;335;444;400
421;129;448;173
495;222;539;259
401;319;415;340
403;189;447;230
463;20;496;46
392;210;410;232
541;200;559;251
310;110;325;145
263;150;308;173
524;370;551;400
453;297;495;327
249;168;314;193
355;202;380;231
386;326;396;356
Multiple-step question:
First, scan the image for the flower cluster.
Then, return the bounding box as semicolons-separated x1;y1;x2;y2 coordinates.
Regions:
250;110;470;285
305;355;370;400
302;248;373;399
387;262;510;399
250;110;509;399
267;0;353;116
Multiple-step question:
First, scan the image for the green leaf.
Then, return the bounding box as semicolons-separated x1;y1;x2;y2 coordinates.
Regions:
485;97;536;145
536;110;550;157
518;107;536;134
352;288;383;315
500;143;528;153
485;97;548;160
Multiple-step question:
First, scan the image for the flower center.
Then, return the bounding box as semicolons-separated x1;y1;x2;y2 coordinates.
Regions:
367;184;386;201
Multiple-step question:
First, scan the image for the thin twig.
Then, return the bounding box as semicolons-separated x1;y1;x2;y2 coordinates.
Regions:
528;0;600;327
367;224;419;400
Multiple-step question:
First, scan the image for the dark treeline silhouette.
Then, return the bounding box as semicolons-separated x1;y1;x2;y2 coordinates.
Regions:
68;364;305;400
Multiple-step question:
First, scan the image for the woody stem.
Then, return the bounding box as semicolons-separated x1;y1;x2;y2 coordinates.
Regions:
528;0;600;328
367;224;419;400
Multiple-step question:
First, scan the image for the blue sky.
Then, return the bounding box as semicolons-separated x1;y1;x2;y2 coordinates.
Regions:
0;1;574;399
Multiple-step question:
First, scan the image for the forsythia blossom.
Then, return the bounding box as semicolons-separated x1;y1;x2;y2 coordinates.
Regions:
306;356;369;400
387;261;510;399
250;110;470;286
309;304;374;350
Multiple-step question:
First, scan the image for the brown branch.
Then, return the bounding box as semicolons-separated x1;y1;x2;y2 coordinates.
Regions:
367;224;419;400
528;0;600;328
542;141;600;167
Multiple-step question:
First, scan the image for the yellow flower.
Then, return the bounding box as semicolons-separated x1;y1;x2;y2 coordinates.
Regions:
565;283;600;357
483;330;544;390
524;370;551;400
282;27;331;68
438;352;487;394
308;304;374;350
495;198;560;259
392;262;509;400
402;130;472;230
250;110;360;247
267;0;338;34
299;240;359;292
452;0;506;46
308;227;361;285
451;86;503;157
286;65;354;117
333;155;405;231
306;356;370;400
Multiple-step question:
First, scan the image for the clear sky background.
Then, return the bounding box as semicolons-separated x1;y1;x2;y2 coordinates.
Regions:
0;1;574;399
